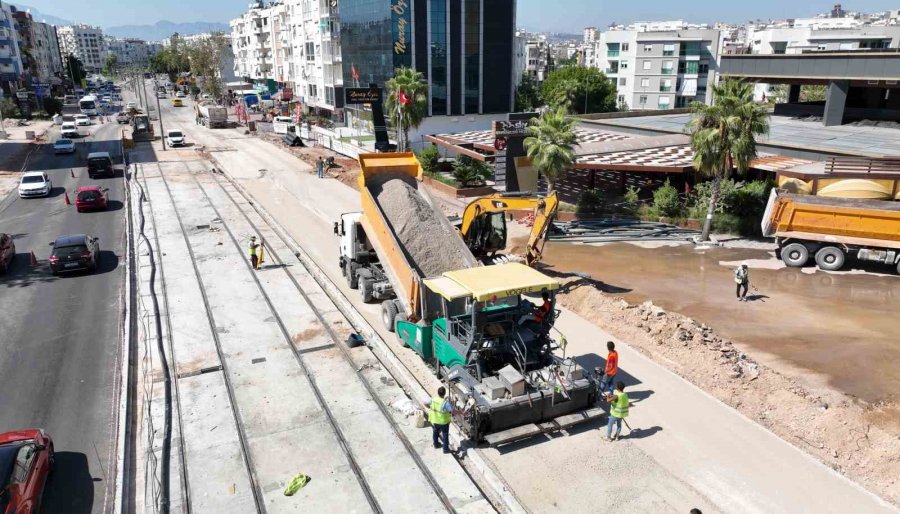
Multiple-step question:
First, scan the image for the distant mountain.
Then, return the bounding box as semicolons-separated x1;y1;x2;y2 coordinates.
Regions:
105;21;230;41
11;4;72;25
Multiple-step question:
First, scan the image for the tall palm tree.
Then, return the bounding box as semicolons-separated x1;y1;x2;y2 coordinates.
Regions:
689;79;769;241
385;67;427;151
523;107;577;192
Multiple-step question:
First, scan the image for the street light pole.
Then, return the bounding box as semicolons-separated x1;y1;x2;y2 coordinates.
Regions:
155;78;167;151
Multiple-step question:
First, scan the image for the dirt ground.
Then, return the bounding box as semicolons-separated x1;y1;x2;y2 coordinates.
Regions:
533;240;900;505
257;132;360;190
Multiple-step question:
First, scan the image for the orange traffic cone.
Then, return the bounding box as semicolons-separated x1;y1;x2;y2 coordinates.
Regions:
64;190;71;205
30;251;38;267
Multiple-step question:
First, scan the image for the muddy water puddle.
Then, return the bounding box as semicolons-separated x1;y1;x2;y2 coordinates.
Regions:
541;242;900;404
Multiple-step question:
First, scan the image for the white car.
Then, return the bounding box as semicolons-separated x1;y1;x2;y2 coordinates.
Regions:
61;122;79;138
54;138;75;154
18;171;52;198
74;115;91;126
175;91;185;98
102;95;112;103
165;129;185;147
125;101;137;110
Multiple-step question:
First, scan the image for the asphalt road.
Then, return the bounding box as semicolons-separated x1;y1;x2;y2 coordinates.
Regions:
0;112;126;514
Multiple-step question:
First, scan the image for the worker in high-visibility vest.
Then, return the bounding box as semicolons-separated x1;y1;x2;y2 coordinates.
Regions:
249;236;260;270
423;386;460;454
605;381;630;442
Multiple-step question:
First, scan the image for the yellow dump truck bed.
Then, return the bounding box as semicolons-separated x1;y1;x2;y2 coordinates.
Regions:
762;190;900;248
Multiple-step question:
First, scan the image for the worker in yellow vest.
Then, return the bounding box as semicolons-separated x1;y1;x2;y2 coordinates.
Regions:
423;386;460;454
249;236;260;270
605;381;630;441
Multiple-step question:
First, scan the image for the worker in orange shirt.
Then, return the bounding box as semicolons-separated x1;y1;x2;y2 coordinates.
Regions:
600;341;619;394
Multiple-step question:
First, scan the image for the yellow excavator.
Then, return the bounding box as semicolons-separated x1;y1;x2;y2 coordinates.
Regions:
458;191;559;266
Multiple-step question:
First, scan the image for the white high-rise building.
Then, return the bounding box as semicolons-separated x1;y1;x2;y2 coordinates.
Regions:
230;3;275;83
104;37;150;67
57;24;105;72
513;29;527;86
0;2;23;92
594;22;723;110
31;21;62;82
583;27;598;44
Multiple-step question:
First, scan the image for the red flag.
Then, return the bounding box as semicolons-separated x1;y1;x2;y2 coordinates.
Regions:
761;92;766;103
351;64;359;81
398;90;410;105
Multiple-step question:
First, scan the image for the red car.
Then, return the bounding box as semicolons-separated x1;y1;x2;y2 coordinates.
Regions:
0;233;14;274
74;186;108;212
0;429;54;514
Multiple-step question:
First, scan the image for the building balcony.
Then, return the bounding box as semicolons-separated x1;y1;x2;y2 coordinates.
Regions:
0;37;12;47
661;68;674;75
605;68;618;75
607;50;619;57
0;56;14;65
659;86;672;92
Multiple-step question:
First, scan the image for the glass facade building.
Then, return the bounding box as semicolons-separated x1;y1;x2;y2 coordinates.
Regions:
339;0;514;119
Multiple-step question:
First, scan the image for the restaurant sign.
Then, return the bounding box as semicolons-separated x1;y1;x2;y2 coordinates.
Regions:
344;87;383;105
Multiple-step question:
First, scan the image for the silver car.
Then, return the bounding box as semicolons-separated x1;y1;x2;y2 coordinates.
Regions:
54;138;75;154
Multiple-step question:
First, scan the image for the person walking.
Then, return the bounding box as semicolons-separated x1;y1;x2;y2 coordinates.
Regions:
424;386;458;454
735;262;750;302
600;341;619;394
605;381;630;441
316;156;325;179
248;236;260;270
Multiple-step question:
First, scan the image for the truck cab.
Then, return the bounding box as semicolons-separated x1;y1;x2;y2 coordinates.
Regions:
336;212;394;304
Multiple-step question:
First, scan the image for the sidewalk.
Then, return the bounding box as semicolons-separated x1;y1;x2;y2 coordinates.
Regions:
151;97;897;512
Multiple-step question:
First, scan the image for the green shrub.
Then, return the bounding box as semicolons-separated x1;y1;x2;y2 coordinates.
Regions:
576;189;604;214
451;155;491;187
43;97;63;116
621;186;641;217
417;145;441;175
689;178;774;235
651;179;682;218
0;98;19;118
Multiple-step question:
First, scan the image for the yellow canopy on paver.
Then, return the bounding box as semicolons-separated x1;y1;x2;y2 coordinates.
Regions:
425;263;559;302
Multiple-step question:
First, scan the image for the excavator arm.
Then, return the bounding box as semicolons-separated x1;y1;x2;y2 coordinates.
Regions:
460;191;559;266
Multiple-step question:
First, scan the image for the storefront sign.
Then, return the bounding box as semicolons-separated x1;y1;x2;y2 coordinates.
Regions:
392;0;410;56
493;120;530;137
344;87;383;105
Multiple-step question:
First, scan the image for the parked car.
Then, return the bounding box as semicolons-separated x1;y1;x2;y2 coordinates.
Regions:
53;138;75;154
156;91;167;99
48;234;100;274
87;152;115;179
61;122;79;138
116;111;129;124
165;129;185;147
63;94;76;104
0;429;54;514
18;172;52;198
0;233;14;274
74;115;91;126
172;98;183;107
75;186;108;212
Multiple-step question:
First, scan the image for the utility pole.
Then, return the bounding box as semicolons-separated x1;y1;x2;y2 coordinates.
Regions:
155;77;167;151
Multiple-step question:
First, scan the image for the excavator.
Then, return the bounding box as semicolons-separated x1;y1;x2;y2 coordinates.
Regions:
457;191;559;266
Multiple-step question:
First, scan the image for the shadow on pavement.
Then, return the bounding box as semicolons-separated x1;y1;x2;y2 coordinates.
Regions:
42;451;95;514
573;353;643;389
95;250;120;274
623;425;663;440
536;265;632;295
0;255;59;287
491;415;609;454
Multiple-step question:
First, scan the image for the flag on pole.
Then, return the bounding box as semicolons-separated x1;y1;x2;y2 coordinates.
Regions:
398;90;410;105
351;64;359;81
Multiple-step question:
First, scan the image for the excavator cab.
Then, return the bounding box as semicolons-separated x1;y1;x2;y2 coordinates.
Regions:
459;192;559;266
465;211;508;258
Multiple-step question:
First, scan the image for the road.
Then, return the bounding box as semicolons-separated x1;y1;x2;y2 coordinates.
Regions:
0;112;126;514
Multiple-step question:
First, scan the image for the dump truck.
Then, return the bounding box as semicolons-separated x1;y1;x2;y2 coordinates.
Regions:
335;153;601;445
131;114;154;142
762;189;900;274
196;102;228;128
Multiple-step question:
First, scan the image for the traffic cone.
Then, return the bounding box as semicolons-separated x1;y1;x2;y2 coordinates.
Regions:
64;190;71;205
30;251;38;267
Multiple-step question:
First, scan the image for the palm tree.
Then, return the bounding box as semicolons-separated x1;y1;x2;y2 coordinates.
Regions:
385;67;427;151
523;107;577;192
689;79;769;241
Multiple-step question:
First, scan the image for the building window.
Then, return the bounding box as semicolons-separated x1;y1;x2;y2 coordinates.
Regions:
685;60;699;74
617;94;625;104
698;62;709;74
464;0;480;114
678;61;686;73
607;43;620;57
430;0;448;114
618;77;626;86
663;44;675;56
658;96;670;108
643;44;652;52
660;79;672;92
305;42;315;62
621;43;629;52
642;60;651;70
680;41;701;56
639;95;647;105
325;86;335;105
308;84;317;97
620;60;628;70
662;60;674;74
640;78;650;88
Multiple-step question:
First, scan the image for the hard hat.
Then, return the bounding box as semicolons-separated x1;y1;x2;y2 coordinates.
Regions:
741;261;748;267
250;235;257;240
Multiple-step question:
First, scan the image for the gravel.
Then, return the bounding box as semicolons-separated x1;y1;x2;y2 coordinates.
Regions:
371;174;472;277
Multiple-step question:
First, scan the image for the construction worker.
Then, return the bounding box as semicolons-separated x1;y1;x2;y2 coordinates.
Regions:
735;262;750;302
600;341;619;394
423;386;459;454
518;291;552;326
316;156;325;179
605;381;630;442
249;236;260;270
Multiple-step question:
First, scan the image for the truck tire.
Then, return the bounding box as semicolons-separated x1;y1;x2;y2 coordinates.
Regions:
781;243;809;267
815;246;845;271
381;300;398;332
345;262;358;289
360;277;374;303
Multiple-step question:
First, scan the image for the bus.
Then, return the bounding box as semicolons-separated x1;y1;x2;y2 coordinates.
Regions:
79;95;98;116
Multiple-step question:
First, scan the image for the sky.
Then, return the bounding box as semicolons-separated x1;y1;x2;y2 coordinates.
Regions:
15;0;900;29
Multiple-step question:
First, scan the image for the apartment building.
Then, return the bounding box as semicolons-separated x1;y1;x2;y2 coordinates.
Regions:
513;29;526;86
595;23;722;110
0;1;23;93
525;37;550;82
105;37;150;67
584;26;598;44
57;24;105;72
284;0;342;117
30;20;61;82
230;3;275;83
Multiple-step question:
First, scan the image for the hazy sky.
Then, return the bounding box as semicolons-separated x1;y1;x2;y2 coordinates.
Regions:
18;0;900;29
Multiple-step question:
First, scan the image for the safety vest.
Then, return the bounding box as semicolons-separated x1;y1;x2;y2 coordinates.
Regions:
610;391;629;419
429;397;451;425
534;301;551;323
735;267;748;284
249;242;257;257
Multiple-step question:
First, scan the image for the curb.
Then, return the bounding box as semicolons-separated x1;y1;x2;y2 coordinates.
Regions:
214;163;527;514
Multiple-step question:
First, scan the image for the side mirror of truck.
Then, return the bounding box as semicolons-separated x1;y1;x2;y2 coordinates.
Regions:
333;222;339;236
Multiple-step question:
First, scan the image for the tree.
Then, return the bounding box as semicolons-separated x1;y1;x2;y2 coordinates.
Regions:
42;97;63;116
385;67;427;151
65;55;86;86
514;73;542;112
187;33;229;101
103;54;118;76
523;107;577;192
451;155;492;187
541;66;617;115
0;98;19;118
688;79;770;241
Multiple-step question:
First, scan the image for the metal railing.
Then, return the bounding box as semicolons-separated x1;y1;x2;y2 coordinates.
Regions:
825;157;900;174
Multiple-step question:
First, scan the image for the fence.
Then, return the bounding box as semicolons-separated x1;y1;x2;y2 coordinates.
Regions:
307;125;365;160
825;157;900;174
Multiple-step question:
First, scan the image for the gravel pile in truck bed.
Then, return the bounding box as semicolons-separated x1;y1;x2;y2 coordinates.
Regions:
372;174;472;277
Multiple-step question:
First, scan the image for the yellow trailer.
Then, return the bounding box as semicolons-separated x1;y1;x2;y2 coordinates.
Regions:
762;189;900;273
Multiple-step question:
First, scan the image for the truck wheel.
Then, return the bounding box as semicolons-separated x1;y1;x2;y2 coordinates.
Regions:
781;243;809;267
381;300;398;332
815;246;845;271
360;278;374;303
346;262;358;289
